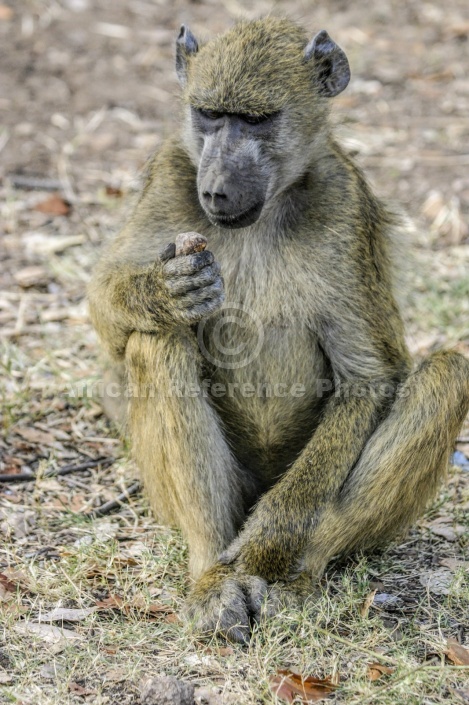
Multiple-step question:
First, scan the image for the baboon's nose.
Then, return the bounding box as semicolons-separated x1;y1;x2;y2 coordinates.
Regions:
202;189;228;210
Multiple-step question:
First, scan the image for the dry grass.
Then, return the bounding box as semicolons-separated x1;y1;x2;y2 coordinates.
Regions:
0;464;468;704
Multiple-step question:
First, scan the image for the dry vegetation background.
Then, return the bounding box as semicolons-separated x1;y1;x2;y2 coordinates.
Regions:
1;1;469;704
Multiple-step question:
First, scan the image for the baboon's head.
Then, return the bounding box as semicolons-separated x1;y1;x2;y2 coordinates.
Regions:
176;18;350;229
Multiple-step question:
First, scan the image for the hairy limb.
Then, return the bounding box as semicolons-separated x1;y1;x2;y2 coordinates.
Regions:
185;385;387;639
187;351;469;640
222;385;387;581
126;329;247;579
303;350;469;576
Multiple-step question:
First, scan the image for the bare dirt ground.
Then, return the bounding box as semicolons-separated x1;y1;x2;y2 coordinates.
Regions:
1;1;469;704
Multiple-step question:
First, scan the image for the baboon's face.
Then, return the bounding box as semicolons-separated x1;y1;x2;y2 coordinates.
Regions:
176;19;351;230
191;108;278;229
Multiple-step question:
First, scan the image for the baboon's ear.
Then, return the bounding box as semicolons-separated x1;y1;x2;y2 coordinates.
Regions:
176;25;198;85
304;30;350;97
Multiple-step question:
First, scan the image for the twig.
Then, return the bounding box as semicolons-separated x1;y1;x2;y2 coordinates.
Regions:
48;457;116;477
457;437;469;443
0;457;116;484
84;482;141;519
0;473;36;483
6;174;64;191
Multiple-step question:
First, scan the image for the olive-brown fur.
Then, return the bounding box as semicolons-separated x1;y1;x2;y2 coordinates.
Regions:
88;17;469;642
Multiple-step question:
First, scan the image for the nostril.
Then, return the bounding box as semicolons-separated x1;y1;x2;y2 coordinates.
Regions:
202;190;228;207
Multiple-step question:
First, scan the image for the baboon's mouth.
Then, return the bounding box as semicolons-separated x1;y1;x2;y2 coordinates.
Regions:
205;200;264;229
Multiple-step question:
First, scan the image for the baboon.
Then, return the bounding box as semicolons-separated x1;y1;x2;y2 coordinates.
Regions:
88;17;469;642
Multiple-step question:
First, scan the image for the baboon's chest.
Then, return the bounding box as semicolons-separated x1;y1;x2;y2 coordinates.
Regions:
201;304;329;480
203;232;331;477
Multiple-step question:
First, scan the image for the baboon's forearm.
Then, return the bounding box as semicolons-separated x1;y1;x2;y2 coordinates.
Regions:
88;264;171;360
228;390;387;581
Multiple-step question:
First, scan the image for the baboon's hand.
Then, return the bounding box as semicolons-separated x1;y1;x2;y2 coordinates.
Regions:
183;563;269;644
152;236;224;325
184;563;309;643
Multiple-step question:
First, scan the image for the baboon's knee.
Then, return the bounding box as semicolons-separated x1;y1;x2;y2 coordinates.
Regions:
416;350;469;423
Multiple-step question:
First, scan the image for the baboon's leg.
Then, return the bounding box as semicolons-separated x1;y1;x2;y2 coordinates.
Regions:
305;351;469;577
125;330;246;579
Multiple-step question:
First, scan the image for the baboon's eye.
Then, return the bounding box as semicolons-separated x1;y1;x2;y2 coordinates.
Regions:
198;109;224;120
240;113;272;125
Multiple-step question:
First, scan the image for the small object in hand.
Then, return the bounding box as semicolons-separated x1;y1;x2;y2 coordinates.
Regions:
175;232;207;256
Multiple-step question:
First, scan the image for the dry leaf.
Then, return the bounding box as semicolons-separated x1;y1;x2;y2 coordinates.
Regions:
270;670;338;703
446;638;469;666
419;569;454;595
0;572;18;603
15;426;56;446
0;671;13;684
0;584;14;603
34;193;71;216
429;525;458;541
13;266;50;288
0;572;17;594
95;593;175;621
373;592;401;608
105;185;123;197
111;555;139;568
360;589;377;618
440;558;469;572
366;663;395;681
14;621;84;643
103;668;127;683
425;517;465;541
164;612;181;624
37;607;96;623
1;568;33;593
445;21;469;39
1;509;36;538
95;594;125;610
69;681;96;697
0;5;13;21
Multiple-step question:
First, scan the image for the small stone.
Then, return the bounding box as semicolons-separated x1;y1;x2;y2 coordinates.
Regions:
175;232;207;257
141;676;195;705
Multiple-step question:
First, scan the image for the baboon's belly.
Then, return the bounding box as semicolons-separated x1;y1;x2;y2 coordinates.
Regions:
206;321;330;482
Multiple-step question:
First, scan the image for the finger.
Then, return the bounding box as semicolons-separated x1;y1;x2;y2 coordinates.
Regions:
246;577;269;622
159;242;176;262
163;250;214;276
183;296;225;323
166;262;221;295
178;279;224;308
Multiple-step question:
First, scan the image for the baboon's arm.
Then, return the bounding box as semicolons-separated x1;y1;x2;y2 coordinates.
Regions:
87;142;209;360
